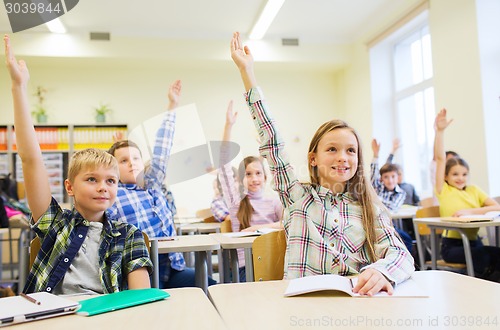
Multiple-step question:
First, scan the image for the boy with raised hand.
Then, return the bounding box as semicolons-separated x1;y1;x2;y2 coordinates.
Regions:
370;139;407;211
108;81;216;288
4;35;152;294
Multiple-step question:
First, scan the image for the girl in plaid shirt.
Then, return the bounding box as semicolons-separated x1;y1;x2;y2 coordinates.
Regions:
230;32;414;296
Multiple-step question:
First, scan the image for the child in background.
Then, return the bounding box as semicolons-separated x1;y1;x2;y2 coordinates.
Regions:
230;32;414;295
107;81;215;289
370;139;406;211
434;109;500;281
385;139;420;206
4;35;152;294
218;100;283;281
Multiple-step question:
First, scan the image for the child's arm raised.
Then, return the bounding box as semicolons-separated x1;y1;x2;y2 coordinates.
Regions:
4;35;51;221
144;80;182;188
230;32;257;91
218;100;241;209
433;109;452;194
230;32;304;208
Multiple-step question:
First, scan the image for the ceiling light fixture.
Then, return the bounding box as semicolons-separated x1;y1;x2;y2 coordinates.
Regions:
46;18;67;34
249;0;285;40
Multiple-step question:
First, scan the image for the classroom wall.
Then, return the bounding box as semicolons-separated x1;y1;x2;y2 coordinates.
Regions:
429;0;494;194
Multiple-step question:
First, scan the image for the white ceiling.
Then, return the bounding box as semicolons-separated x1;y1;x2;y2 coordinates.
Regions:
0;0;421;68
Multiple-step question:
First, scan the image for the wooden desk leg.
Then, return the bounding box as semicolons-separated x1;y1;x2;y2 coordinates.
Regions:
430;228;437;270
229;249;239;282
150;240;159;288
413;222;425;270
221;249;230;283
457;230;474;277
194;251;208;294
244;247;254;282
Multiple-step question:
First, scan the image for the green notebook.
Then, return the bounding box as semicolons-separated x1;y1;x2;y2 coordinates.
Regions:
77;288;170;316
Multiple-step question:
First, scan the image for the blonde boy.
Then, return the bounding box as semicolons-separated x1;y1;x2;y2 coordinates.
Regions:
4;35;152;294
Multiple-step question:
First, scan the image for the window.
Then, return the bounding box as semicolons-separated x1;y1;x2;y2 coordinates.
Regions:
369;11;435;199
393;25;435;198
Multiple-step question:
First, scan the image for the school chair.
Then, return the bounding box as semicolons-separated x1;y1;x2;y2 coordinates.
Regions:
220;218;232;233
414;206;466;273
29;232;151;269
252;230;286;281
420;197;437;208
195;208;212;220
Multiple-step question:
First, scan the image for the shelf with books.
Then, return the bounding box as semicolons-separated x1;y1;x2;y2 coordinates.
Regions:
73;125;127;151
3;124;127;203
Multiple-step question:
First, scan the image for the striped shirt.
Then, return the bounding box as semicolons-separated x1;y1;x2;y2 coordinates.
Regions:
109;111;185;271
210;195;229;222
24;197;152;294
370;159;407;211
245;87;414;284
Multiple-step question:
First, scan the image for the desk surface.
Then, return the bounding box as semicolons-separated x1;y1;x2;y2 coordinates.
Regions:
208;270;500;330
414;217;500;228
179;222;221;233
209;233;257;249
154;234;220;253
12;288;226;330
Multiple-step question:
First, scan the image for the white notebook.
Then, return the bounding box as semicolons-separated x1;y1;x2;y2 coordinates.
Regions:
0;292;79;327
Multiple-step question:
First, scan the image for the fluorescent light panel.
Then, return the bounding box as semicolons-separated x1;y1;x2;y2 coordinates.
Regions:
249;0;285;40
46;18;67;34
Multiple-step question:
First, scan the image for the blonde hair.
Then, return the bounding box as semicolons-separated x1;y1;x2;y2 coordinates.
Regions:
308;120;379;261
236;156;266;230
68;148;119;182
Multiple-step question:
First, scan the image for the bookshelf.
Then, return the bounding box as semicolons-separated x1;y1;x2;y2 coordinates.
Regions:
0;124;127;203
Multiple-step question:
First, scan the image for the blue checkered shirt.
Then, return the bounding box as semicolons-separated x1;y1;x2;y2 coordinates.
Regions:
370;159;407;211
108;111;185;271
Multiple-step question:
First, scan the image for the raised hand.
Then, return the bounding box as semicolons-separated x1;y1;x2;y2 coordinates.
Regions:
391;138;401;154
230;32;253;72
225;100;237;126
434;108;453;132
4;34;30;86
168;80;182;110
371;138;381;158
230;32;257;91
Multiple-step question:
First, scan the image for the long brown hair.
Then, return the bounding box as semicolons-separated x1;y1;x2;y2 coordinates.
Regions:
307;120;379;261
236;156;266;230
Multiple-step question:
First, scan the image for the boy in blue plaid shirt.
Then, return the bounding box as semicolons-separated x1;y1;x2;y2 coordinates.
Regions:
108;80;215;289
4;35;152;294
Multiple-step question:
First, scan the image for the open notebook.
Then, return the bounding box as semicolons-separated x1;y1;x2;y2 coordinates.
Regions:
0;292;79;327
77;288;169;316
440;212;500;223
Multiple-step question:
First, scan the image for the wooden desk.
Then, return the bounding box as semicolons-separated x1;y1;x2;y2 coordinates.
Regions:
390;207;418;230
179;222;221;235
209;233;258;283
0;228;7;279
413;217;500;276
10;288;226;329
208;270;500;330
150;235;220;293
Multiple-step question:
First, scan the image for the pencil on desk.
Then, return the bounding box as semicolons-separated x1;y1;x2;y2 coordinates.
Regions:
20;292;41;305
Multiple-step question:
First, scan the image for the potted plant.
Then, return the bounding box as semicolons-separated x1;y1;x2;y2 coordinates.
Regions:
32;86;48;123
94;103;112;123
